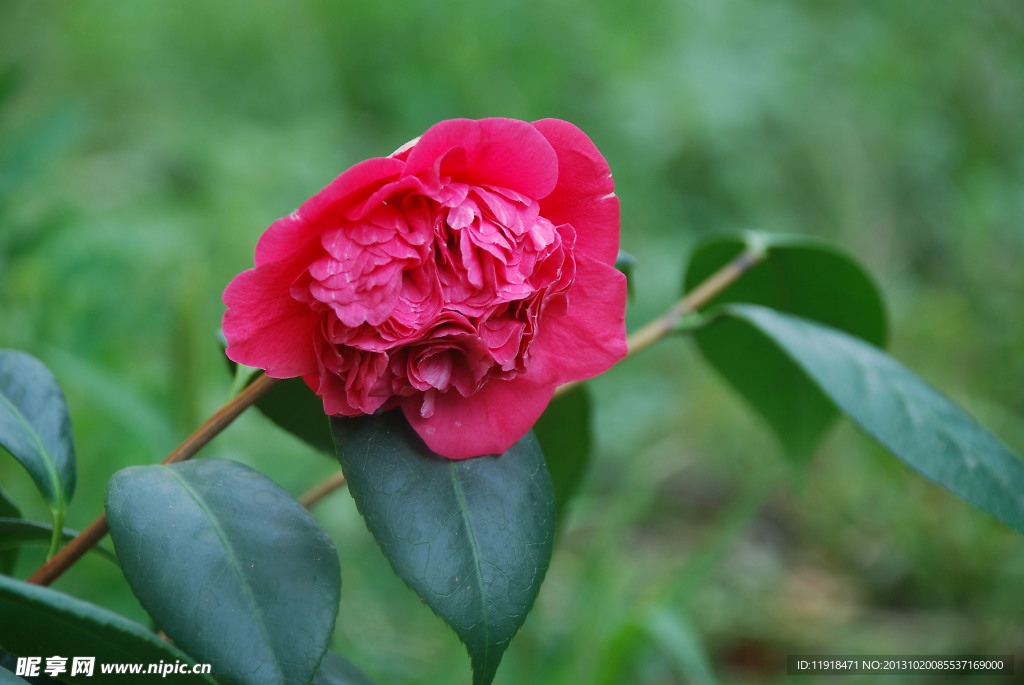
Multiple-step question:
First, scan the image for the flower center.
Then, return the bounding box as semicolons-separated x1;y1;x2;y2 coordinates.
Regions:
299;182;575;414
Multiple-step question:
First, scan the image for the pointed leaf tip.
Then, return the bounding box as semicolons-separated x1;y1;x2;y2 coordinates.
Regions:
722;304;1024;535
0;349;76;554
333;411;556;685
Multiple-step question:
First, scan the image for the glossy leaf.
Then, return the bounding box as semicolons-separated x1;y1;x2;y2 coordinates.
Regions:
0;350;76;551
0;574;215;685
313;652;378;685
220;335;334;456
0;518;117;564
684;232;887;461
718;304;1024;535
333;411;556;685
106;458;341;685
534;386;592;522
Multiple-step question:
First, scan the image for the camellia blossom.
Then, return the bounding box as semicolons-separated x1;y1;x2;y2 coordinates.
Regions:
223;118;627;459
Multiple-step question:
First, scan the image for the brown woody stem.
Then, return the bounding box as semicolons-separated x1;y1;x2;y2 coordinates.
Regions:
298;470;349;509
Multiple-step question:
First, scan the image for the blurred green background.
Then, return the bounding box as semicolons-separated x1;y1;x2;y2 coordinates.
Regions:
2;1;1023;683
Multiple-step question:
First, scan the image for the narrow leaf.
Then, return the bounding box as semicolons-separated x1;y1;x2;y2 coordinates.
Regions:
718;304;1024;534
534;386;592;522
313;652;378;685
0;350;76;552
0;574;215;685
0;519;117;563
684;232;887;461
332;411;556;685
106;458;341;685
645;610;718;685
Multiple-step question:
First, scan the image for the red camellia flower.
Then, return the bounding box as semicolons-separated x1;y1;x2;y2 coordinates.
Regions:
223;118;627;459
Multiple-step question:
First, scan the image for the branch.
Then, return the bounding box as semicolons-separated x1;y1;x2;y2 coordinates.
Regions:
298;470;349;509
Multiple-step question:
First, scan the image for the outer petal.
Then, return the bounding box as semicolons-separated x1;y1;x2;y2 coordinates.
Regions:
531;119;619;266
222;265;320;378
254;156;405;266
526;253;628;386
403;118;559;200
402;377;555;459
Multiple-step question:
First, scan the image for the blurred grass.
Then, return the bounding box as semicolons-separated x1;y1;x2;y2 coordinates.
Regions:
1;1;1023;683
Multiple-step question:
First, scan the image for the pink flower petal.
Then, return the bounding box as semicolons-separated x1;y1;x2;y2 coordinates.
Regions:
254;157;404;266
526;253;628;386
222;266;321;378
404;118;559;200
531;119;620;266
401;377;555;459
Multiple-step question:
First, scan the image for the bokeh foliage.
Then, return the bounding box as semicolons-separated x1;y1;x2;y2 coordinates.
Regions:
2;1;1023;683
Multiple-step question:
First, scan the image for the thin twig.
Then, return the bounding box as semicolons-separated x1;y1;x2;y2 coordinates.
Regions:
298;470;349;509
26;374;280;586
554;245;765;398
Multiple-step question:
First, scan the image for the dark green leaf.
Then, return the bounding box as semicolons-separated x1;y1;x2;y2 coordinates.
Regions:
0;350;76;554
685;232;888;343
0;574;215;685
0;487;19;575
718;304;1024;535
313;652;378;685
615;249;638;299
219;335;334;456
332;411;556;685
106;458;341;685
0;519;117;564
684;232;887;461
534;386;592;522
